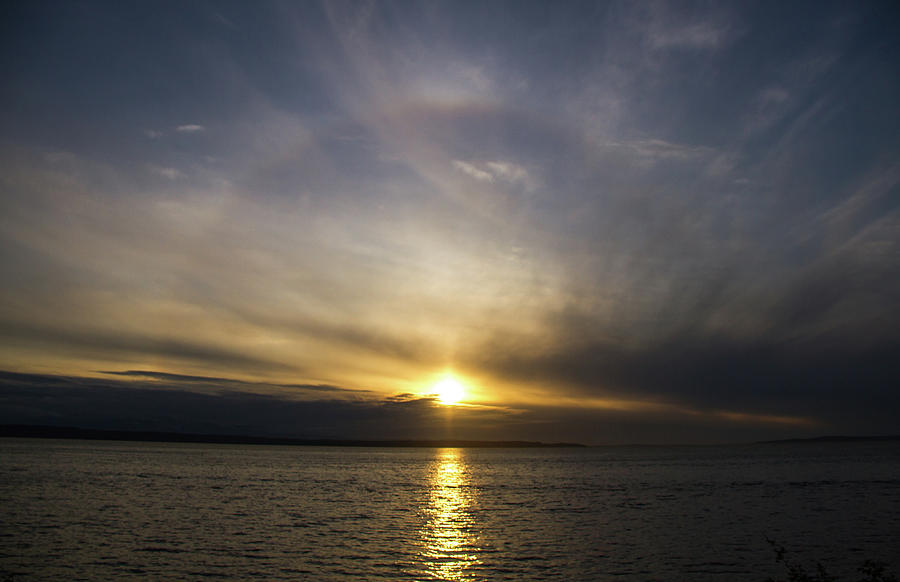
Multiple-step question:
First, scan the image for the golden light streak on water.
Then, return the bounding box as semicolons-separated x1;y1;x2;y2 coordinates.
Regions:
418;448;482;580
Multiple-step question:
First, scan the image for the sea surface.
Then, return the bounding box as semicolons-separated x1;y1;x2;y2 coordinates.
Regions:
1;439;898;581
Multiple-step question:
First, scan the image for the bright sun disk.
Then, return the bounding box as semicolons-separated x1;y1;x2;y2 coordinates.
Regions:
432;376;466;405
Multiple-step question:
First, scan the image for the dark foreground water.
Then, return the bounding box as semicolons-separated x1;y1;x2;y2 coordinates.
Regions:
1;439;898;581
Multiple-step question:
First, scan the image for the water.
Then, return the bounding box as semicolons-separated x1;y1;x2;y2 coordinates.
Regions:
1;439;898;581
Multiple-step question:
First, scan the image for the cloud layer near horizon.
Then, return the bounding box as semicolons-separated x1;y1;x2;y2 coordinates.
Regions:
1;1;898;442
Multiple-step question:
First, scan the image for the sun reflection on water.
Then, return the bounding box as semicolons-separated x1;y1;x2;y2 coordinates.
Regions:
418;448;481;580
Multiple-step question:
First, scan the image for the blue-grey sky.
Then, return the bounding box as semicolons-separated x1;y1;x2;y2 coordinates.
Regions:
1;1;898;444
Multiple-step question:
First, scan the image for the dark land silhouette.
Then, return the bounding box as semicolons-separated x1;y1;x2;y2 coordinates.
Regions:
0;424;585;448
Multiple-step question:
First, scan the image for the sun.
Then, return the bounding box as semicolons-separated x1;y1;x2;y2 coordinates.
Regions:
431;376;466;405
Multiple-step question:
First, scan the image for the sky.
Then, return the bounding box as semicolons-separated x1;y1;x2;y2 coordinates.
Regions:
1;1;899;444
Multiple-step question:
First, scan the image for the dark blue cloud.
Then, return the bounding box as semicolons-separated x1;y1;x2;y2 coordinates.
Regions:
0;371;523;441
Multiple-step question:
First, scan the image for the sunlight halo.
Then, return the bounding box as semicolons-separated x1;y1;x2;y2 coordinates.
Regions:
431;376;466;405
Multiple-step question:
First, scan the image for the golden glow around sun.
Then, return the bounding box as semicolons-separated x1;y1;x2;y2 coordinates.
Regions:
432;376;466;405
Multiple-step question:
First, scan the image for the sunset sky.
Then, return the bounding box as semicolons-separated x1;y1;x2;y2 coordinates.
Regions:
2;1;898;444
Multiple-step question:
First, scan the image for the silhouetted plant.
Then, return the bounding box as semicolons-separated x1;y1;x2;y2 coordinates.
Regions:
765;538;897;582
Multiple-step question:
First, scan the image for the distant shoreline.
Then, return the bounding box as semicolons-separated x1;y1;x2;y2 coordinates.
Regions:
756;434;900;444
4;425;898;448
0;425;585;448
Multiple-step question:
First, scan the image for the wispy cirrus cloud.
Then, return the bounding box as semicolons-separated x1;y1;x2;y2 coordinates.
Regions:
638;0;736;52
452;160;534;189
149;165;183;180
101;370;371;396
598;138;715;163
646;21;729;50
175;124;205;133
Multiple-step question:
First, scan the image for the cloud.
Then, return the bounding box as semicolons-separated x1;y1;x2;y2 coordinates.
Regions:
647;21;728;50
101;369;371;395
462;225;900;434
175;124;205;133
0;370;837;444
2;1;898;444
0;370;524;441
485;161;530;183
149;165;183;179
601;138;714;163
468;323;899;434
637;2;735;52
452;160;494;182
0;320;291;375
452;160;534;189
759;87;790;105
